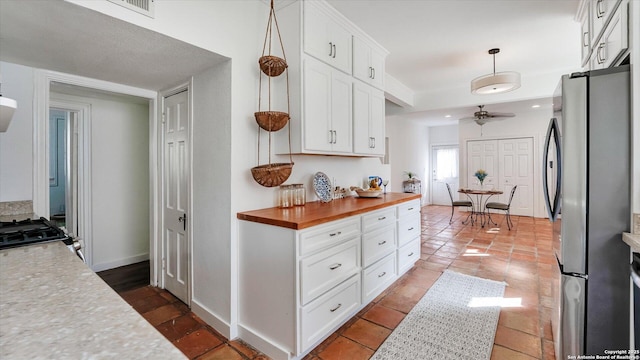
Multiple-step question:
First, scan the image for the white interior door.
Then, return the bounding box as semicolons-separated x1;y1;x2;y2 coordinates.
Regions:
431;145;459;205
498;138;534;216
467;140;498;188
163;90;190;304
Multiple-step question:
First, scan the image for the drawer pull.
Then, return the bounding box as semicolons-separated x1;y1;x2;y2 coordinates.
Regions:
378;271;386;278
408;207;414;211
378;240;386;246
408;227;414;231
329;231;342;237
408;252;414;257
378;216;386;221
329;303;342;312
329;263;342;270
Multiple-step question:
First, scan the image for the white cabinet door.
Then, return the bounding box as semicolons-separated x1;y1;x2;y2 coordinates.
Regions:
303;1;352;74
580;8;591;67
590;0;620;45
353;81;384;155
589;1;627;70
331;70;353;153
353;36;385;89
303;58;333;152
303;57;352;153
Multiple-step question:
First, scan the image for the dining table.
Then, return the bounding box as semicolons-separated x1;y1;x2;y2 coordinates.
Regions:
458;188;503;227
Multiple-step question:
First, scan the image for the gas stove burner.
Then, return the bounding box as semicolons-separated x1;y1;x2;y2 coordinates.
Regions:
0;217;70;250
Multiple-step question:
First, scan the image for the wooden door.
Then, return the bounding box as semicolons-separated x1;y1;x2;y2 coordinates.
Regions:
163;90;190;304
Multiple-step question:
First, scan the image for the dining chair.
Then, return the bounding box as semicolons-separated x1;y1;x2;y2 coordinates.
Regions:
485;185;518;230
445;183;473;224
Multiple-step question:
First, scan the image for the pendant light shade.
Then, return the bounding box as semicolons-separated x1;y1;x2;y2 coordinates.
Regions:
471;48;520;95
0;96;17;132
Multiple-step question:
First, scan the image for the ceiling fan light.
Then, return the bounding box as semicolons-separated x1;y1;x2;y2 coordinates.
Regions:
471;71;521;95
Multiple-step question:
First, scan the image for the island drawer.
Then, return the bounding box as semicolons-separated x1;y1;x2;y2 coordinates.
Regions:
300;275;361;351
398;237;421;275
362;252;396;302
361;207;396;233
299;217;360;256
300;238;360;305
397;199;421;218
397;212;421;247
362;223;396;267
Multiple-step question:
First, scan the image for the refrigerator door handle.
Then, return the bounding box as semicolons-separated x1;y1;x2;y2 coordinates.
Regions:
543;117;562;221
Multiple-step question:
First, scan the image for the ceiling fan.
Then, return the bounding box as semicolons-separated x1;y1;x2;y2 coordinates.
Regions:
459;105;515;126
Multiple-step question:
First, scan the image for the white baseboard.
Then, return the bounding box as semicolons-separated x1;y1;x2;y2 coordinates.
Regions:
190;299;232;340
91;253;149;272
237;324;292;360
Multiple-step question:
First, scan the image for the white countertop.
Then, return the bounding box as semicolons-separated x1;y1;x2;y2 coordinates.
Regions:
623;232;640;253
0;241;186;359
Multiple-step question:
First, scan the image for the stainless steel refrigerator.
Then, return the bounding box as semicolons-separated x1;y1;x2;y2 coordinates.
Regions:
543;65;630;359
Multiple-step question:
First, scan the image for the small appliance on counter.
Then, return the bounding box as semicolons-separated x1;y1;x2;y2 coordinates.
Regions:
0;217;85;262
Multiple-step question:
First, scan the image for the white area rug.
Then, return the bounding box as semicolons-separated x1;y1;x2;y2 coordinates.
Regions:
371;270;506;360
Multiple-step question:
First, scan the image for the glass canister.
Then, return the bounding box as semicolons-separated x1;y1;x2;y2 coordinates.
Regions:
279;184;293;208
293;184;306;206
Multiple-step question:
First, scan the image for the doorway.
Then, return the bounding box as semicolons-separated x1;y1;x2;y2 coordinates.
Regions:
48;107;79;237
431;145;459;205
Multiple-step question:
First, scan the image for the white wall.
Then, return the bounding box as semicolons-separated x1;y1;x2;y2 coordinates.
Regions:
0;62;34;201
386;117;429;202
458;107;550;218
429;124;458;146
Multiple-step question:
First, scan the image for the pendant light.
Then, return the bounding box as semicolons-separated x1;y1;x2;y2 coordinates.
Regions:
0;76;17;132
471;48;520;95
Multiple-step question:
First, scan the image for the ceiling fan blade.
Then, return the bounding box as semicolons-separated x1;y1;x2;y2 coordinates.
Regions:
486;112;515;118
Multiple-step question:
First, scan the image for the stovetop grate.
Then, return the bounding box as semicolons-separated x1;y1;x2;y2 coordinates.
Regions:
0;217;69;250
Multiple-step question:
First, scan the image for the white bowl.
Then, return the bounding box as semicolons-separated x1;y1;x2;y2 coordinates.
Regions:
356;189;382;198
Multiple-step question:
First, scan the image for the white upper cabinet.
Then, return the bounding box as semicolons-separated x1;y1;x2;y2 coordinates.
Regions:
304;1;352;74
353;80;385;156
275;0;388;156
353;36;385;89
589;0;628;69
303;57;353;153
579;0;628;70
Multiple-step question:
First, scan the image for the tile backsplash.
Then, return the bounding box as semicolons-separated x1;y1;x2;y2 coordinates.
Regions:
634;213;640;235
0;201;33;216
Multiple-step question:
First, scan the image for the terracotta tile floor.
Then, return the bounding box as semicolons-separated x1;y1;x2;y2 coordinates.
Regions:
118;205;556;360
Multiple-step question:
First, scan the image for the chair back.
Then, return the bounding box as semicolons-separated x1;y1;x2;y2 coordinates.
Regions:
445;183;454;203
507;185;518;206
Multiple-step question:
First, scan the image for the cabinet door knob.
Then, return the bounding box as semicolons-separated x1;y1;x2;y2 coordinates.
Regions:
329;42;333;57
332;44;336;58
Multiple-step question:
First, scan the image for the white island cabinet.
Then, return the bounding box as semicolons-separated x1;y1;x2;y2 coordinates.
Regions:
237;193;421;360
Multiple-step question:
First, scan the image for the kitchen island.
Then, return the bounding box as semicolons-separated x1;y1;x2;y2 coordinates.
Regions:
0;241;186;359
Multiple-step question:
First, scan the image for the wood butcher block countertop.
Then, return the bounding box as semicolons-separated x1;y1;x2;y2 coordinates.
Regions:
237;192;421;230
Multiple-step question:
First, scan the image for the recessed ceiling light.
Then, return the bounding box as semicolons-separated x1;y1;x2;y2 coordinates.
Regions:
445;115;451;118
531;104;540;108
